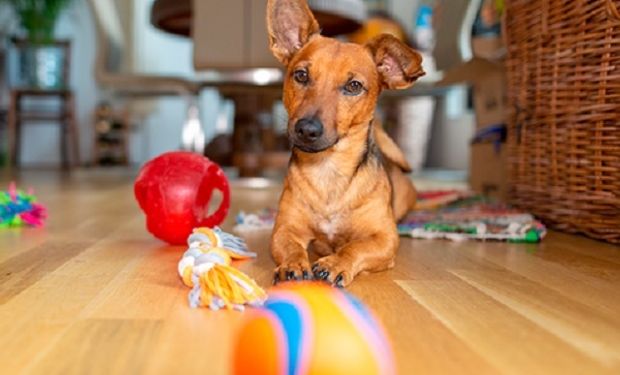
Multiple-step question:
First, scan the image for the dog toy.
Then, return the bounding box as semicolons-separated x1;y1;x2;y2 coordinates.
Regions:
135;151;230;245
233;282;396;375
178;227;266;310
0;182;47;228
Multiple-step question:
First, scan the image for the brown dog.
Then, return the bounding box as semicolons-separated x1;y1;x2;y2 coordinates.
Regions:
267;0;424;287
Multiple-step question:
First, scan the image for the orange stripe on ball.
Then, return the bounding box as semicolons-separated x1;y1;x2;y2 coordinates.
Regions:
232;311;286;375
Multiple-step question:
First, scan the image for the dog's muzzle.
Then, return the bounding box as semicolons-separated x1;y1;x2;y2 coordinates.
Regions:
295;118;323;142
291;117;335;153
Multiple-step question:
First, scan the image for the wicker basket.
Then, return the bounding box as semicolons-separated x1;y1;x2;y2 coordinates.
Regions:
504;0;620;243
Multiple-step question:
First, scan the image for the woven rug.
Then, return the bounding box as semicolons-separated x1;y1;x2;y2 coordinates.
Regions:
234;191;546;243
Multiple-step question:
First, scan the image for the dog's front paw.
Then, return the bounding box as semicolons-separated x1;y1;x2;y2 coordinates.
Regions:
273;260;312;285
312;256;354;288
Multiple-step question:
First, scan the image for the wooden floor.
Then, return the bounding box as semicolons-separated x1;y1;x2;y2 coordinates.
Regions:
1;169;619;375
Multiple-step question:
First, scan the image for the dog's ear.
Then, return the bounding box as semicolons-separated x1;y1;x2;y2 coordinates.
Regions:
267;0;320;65
366;34;425;90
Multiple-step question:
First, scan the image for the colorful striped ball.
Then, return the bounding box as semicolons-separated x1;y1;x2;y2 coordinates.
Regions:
232;282;395;375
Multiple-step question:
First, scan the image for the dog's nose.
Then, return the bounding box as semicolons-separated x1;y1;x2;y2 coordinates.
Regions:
295;118;324;142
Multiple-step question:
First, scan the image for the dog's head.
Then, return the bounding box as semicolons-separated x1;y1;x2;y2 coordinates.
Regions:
267;0;424;153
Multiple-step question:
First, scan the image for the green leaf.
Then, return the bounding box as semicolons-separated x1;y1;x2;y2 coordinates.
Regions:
2;0;73;42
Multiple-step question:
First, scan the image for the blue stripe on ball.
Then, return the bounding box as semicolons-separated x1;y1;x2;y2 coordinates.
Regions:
265;300;304;375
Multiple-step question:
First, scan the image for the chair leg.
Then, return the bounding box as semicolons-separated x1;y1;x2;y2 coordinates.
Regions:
67;93;80;168
61;95;69;169
60;120;69;169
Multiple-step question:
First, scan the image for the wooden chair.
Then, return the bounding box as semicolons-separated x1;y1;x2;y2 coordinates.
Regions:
7;39;79;169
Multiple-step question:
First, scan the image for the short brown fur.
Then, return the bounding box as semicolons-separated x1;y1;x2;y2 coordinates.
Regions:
267;0;424;287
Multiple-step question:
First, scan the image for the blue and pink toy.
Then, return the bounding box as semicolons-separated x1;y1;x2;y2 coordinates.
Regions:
0;182;47;228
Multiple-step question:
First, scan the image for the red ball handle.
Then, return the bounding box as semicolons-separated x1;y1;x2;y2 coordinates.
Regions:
198;164;231;228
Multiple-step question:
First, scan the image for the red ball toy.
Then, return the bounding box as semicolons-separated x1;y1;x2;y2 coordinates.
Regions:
134;151;230;245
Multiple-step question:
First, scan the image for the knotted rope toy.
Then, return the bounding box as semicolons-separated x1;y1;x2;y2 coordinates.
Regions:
0;182;47;228
178;227;267;310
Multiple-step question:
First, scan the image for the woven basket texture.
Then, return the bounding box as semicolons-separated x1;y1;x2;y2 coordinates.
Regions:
504;0;620;243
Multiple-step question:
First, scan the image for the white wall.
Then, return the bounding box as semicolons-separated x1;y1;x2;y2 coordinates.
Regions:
389;0;420;39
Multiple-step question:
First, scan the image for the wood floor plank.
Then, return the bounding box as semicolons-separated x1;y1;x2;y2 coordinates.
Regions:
391;237;506;281
0;229;48;262
396;279;615;375
144;309;243;375
29;319;162;375
527;238;620;283
473;243;620;319
83;242;184;320
0;187;135;263
0;216;127;265
452;269;620;368
0;240;93;304
544;232;620;266
352;279;499;375
0;221;151;373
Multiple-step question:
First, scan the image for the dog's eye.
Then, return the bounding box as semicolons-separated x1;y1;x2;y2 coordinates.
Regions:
293;70;309;84
344;80;364;96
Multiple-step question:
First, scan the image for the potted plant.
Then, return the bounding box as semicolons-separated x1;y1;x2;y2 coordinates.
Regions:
1;0;74;88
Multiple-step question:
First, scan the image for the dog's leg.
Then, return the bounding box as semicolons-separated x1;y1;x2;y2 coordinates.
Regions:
271;226;313;283
311;231;398;287
310;239;334;257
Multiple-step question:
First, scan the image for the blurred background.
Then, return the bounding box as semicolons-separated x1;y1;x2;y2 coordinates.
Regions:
0;0;506;198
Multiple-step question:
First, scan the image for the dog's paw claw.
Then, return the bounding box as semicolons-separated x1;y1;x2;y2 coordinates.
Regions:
312;256;353;287
334;273;345;288
313;267;330;281
274;261;312;284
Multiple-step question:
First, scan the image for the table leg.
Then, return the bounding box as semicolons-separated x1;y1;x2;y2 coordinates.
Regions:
226;91;286;177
